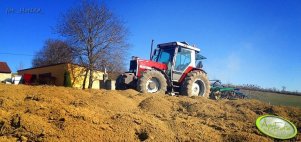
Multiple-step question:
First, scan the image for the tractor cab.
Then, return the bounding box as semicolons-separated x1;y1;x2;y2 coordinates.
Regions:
152;42;206;82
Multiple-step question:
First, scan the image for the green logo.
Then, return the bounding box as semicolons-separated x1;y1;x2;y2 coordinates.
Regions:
256;115;297;139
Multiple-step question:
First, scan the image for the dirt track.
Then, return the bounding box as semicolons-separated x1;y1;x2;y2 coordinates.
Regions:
0;84;300;141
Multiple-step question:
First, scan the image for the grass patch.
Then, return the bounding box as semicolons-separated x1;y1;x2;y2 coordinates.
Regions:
241;89;301;108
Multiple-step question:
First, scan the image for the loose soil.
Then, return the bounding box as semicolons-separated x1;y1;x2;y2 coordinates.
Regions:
0;84;300;141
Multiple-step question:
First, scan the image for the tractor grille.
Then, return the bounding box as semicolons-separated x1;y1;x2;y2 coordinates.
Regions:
129;60;137;73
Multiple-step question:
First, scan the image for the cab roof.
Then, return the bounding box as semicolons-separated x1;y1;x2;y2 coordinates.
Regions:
157;41;201;52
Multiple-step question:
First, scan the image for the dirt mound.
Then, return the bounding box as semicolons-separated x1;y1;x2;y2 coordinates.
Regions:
92;90;138;112
139;95;173;116
0;84;300;141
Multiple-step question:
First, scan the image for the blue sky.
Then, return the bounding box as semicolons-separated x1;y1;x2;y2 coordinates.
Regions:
0;0;301;91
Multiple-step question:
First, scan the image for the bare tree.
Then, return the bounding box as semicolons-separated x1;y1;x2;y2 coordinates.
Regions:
96;46;127;73
57;1;129;89
16;62;24;71
32;39;74;67
282;86;286;92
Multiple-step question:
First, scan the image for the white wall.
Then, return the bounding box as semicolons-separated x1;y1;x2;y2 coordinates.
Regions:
0;73;12;82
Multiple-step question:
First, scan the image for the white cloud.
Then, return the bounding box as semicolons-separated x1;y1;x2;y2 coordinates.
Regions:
207;42;253;84
216;53;241;83
226;53;241;72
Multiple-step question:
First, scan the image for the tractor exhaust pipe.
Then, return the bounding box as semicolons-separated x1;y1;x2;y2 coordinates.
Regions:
150;39;154;60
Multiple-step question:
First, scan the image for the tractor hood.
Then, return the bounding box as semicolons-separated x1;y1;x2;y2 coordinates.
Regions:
138;59;167;70
134;59;167;77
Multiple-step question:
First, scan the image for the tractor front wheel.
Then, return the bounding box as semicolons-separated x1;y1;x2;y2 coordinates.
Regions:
181;70;210;97
115;75;127;90
137;70;167;93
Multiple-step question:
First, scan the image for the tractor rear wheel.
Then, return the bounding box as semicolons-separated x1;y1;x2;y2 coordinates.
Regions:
137;70;167;93
181;70;210;97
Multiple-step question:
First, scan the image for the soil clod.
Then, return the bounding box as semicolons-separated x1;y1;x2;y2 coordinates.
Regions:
136;130;149;141
11;114;21;128
0;98;4;107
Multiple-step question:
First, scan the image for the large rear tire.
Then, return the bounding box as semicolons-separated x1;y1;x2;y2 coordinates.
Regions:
180;70;210;97
115;75;127;90
137;70;167;93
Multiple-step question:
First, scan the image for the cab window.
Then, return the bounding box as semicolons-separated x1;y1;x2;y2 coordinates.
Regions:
174;48;191;72
157;48;174;65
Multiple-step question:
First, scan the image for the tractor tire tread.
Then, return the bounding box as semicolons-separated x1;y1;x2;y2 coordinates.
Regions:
115;75;127;90
181;70;210;97
137;70;167;93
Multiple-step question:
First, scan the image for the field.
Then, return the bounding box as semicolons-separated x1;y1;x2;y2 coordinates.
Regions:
241;89;301;108
0;84;300;141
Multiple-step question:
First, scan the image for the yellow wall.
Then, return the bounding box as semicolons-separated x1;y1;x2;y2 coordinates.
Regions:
18;63;103;89
67;64;103;89
0;73;11;82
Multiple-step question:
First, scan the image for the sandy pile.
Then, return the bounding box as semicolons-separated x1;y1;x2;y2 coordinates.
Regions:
0;84;300;141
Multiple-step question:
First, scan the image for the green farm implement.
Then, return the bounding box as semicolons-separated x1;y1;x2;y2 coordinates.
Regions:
209;80;247;100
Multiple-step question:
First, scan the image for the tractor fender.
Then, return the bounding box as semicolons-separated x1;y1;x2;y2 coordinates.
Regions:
178;67;207;83
192;68;207;74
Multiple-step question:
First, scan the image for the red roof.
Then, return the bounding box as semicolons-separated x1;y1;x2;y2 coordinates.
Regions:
0;62;12;73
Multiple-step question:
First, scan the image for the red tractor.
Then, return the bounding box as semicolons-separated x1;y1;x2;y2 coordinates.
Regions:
116;41;210;97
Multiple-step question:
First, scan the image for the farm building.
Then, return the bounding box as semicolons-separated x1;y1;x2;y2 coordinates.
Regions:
0;62;12;82
18;63;104;89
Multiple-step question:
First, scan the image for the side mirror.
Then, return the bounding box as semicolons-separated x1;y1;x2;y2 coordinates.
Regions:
196;54;207;60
